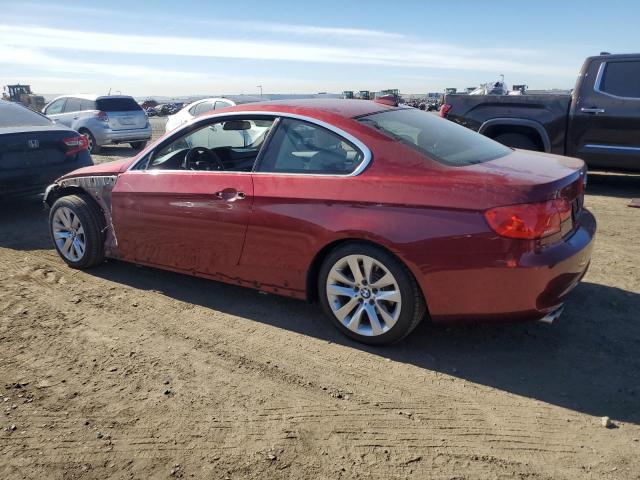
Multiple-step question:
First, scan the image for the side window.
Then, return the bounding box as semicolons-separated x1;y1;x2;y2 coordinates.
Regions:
45;99;65;115
64;97;82;113
599;61;640;98
193;101;215;115
80;99;96;111
148;117;274;171
257;118;365;175
214;101;232;110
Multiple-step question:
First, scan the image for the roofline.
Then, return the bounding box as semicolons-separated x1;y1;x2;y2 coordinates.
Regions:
46;94;137;103
216;99;402;119
182;97;237;109
585;52;640;62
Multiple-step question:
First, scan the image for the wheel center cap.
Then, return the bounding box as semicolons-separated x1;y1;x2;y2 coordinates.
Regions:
360;288;371;299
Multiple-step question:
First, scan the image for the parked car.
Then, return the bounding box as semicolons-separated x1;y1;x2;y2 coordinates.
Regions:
0;100;91;197
145;107;158;117
157;104;176;116
441;52;640;171
43;95;152;154
165;98;236;132
44;99;594;345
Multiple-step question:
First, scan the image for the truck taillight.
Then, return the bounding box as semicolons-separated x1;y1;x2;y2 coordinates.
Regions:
439;103;452;118
95;111;109;122
63;135;89;156
484;198;572;239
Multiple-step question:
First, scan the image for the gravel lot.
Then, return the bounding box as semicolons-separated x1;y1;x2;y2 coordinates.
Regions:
1;119;639;479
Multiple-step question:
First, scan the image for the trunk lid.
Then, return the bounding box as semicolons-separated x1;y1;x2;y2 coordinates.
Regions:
0;127;75;170
466;149;586;239
96;97;147;131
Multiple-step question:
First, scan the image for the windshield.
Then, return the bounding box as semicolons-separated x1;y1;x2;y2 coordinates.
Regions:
0;101;52;127
358;108;511;166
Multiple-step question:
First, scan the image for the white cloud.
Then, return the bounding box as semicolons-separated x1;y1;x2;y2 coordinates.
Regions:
0;25;573;76
0;45;212;80
7;3;404;40
226;20;405;39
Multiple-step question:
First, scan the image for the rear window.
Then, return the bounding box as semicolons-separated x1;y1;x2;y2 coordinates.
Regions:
96;97;142;112
357;108;511;166
0;101;52;127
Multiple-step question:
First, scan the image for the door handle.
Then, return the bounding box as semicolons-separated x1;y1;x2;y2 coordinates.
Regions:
214;189;246;201
580;107;605;114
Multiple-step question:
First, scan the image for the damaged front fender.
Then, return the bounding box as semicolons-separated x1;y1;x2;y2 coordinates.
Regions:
44;175;120;258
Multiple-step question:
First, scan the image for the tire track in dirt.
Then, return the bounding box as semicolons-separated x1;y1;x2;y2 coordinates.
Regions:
3;249;638;480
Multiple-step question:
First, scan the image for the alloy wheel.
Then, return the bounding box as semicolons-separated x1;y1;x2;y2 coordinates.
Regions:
52;207;86;262
326;254;402;336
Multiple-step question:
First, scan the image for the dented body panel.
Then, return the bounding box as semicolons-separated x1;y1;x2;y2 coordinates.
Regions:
44;175;119;257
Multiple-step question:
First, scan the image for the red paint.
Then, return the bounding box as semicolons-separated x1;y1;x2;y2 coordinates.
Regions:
57;100;596;323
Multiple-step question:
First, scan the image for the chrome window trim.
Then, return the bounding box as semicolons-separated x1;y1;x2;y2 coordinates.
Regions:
594;61;640;101
584;143;640;152
128;111;372;177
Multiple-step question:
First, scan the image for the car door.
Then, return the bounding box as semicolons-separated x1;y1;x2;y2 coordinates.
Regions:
111;115;275;278
57;97;82;128
239;116;370;297
568;58;640;170
44;98;67;124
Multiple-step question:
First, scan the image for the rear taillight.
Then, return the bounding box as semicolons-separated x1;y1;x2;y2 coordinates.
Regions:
63;135;89;156
484;198;572;239
439;103;452;118
95;111;109;122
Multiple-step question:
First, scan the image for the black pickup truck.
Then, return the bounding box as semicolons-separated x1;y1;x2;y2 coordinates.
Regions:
441;53;640;171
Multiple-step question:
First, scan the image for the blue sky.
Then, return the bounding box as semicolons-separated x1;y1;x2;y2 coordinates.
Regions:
1;0;638;96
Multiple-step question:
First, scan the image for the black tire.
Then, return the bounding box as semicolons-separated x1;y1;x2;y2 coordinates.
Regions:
318;242;426;345
49;194;105;269
79;129;100;154
493;132;539;151
130;141;147;150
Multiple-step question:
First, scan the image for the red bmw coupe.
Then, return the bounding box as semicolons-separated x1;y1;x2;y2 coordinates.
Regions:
45;99;595;345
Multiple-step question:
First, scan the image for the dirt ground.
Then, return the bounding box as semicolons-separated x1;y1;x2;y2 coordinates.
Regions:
1;126;639;479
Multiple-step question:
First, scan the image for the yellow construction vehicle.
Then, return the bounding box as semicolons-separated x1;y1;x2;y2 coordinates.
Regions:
2;84;46;111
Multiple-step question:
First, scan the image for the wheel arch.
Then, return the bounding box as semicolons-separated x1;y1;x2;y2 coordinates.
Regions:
479;118;550;152
45;185;106;230
44;175;118;254
76;126;92;136
305;236;427;309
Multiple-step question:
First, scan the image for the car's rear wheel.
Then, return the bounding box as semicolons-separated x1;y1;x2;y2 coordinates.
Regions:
130;141;147;150
49;195;105;269
318;243;426;345
79;129;100;154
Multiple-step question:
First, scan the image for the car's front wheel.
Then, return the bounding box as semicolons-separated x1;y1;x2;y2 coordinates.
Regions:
49;195;105;269
318;243;426;345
